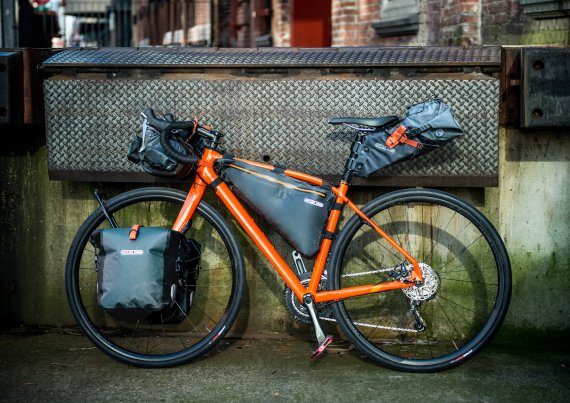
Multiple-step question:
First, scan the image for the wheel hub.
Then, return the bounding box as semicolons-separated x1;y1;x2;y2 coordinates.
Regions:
402;263;438;301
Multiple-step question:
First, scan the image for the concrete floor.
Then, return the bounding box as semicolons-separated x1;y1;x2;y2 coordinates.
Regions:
0;329;568;402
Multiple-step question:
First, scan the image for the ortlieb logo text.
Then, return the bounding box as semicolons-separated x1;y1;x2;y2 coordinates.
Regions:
374;143;396;153
120;250;144;256
304;198;324;208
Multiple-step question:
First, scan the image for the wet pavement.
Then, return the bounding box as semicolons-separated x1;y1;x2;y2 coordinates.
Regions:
0;329;568;402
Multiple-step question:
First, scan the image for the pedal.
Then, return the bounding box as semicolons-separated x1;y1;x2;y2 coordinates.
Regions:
311;335;334;359
303;294;333;359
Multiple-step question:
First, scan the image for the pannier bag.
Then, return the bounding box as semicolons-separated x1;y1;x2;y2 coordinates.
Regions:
353;99;464;178
149;237;201;324
221;160;336;258
127;115;195;179
90;225;200;323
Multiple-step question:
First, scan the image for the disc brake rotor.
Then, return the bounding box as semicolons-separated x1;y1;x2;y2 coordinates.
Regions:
402;263;439;301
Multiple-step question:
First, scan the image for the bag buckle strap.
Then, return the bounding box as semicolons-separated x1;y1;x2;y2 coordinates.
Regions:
386;125;422;149
129;224;142;240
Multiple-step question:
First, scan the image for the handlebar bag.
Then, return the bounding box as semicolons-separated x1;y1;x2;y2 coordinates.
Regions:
90;227;191;323
353;99;464;178
127;119;194;179
220;160;335;258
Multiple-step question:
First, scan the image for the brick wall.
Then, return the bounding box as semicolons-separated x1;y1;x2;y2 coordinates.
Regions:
188;0;211;45
331;0;430;47
438;0;481;45
482;0;525;44
331;0;568;47
482;0;569;45
331;0;380;46
272;0;291;46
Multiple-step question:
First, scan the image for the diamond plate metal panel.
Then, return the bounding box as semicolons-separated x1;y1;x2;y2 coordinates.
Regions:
45;78;498;182
43;46;501;68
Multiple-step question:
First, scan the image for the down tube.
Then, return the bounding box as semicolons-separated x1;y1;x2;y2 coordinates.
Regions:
213;181;307;301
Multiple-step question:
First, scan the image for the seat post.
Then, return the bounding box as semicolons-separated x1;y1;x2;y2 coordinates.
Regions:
342;134;366;184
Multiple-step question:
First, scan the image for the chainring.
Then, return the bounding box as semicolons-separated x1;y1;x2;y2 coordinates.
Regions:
284;272;333;324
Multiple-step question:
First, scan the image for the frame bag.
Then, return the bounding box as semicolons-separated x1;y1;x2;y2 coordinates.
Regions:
353;99;464;178
221;160;335;258
90;226;200;323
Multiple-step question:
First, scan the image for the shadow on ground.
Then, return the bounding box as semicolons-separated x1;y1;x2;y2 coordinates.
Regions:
0;329;568;402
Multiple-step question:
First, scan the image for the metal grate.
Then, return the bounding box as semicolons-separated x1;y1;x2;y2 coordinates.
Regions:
42;46;502;68
45;77;499;184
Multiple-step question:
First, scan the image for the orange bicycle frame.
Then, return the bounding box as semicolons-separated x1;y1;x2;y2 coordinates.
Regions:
172;148;423;304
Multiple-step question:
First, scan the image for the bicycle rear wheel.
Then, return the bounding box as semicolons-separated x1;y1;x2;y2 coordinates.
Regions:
65;187;245;367
329;188;511;372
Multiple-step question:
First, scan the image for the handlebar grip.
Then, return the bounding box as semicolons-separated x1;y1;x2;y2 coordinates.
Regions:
168;121;196;130
142;107;195;131
159;127;199;166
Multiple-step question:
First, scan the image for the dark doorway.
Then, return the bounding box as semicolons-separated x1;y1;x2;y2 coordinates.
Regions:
291;0;331;47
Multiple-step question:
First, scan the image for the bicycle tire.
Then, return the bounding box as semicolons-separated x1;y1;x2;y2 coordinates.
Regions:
328;188;511;372
65;187;245;367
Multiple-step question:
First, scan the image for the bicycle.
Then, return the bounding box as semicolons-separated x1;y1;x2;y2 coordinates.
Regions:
65;106;511;372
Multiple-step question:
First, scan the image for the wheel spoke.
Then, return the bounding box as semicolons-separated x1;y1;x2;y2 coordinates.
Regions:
332;190;510;371
66;190;244;367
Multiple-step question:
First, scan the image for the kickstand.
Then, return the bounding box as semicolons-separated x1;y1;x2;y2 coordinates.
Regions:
304;296;334;359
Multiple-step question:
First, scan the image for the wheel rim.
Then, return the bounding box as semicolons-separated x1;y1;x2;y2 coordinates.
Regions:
68;191;240;363
333;194;508;366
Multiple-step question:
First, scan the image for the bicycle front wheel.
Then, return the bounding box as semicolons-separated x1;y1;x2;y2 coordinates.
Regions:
65;187;245;367
329;188;511;372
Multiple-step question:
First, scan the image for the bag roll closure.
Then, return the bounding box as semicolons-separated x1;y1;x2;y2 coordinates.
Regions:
353;99;464;178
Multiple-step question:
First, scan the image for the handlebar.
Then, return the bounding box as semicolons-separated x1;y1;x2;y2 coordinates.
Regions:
142;107;196;131
142;107;221;166
159;128;200;165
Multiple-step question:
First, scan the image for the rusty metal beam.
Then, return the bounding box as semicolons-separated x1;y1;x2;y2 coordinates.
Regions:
500;47;521;127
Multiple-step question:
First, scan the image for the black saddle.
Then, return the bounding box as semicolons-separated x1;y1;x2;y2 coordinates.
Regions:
328;115;399;129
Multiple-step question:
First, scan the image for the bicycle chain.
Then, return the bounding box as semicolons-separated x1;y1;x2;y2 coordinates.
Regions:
318;314;421;333
286;266;422;333
335;265;425;333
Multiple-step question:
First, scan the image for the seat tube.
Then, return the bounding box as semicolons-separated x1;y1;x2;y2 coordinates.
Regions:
308;182;349;294
342;136;365;184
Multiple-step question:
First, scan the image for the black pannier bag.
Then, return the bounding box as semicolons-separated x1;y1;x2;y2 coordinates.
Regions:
148;237;201;324
90;226;200;323
220;160;336;258
127;115;195;179
353;99;464;178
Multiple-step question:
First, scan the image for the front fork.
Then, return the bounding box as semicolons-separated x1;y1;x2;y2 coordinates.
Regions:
172;176;208;232
171;148;221;232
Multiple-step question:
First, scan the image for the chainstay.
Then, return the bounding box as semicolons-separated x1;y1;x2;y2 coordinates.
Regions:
336;268;420;332
318;315;420;333
340;268;393;277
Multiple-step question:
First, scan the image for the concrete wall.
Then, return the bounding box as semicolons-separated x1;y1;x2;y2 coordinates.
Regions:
1;120;569;341
498;129;570;338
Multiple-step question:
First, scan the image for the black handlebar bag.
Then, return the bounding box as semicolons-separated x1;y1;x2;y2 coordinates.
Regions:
353;99;464;177
127;116;195;179
90;226;187;323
